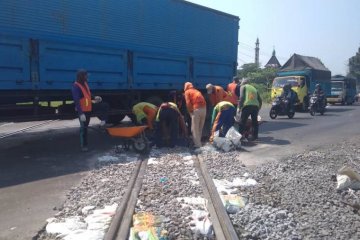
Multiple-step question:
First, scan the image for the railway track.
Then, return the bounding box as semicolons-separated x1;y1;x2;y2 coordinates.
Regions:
104;152;239;240
0;120;58;139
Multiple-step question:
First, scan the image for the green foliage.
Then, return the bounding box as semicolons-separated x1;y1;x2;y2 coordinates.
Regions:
236;63;277;103
348;47;360;79
252;83;272;103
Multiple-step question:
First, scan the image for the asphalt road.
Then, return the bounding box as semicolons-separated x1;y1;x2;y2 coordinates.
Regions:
0;119;118;240
240;103;360;166
0;103;360;239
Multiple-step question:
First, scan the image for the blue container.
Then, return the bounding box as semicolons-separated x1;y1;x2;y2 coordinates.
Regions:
0;0;239;91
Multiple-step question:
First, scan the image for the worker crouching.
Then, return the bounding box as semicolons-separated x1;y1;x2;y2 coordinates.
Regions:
154;102;187;148
132;102;158;130
209;101;236;142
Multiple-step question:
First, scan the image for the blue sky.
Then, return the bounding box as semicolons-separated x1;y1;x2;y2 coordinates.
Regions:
186;0;360;75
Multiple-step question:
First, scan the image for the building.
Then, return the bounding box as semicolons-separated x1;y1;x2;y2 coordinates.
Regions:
265;49;281;69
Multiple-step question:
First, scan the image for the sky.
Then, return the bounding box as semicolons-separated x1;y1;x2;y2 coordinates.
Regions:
186;0;360;75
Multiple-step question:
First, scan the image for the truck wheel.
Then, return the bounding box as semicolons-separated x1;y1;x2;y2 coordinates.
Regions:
107;114;126;125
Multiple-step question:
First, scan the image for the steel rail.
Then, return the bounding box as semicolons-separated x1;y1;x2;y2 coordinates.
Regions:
194;154;240;240
105;152;239;240
0;120;58;139
104;157;148;240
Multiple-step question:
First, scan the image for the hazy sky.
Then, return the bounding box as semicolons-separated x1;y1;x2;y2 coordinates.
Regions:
186;0;360;75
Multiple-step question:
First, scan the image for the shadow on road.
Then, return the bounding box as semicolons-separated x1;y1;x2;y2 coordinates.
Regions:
261;121;307;132
242;136;290;147
0;127;117;188
326;107;354;113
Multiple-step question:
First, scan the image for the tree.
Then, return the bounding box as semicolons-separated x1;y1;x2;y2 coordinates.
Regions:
348;47;360;79
236;63;278;102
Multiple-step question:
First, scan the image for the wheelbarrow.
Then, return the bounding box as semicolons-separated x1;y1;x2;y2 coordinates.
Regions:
106;125;149;154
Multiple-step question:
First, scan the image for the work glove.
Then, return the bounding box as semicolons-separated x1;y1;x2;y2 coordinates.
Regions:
94;96;102;103
79;113;86;122
234;108;241;123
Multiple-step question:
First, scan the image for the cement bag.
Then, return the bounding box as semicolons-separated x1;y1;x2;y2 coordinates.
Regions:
213;130;233;152
213;136;233;152
225;127;242;147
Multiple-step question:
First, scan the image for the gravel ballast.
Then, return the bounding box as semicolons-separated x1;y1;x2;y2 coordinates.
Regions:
36;135;360;240
200;136;360;239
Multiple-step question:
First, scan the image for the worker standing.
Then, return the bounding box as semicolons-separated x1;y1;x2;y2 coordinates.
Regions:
236;79;262;141
227;76;240;107
209;101;236;142
132;102;158;129
71;69;109;152
206;83;232;106
184;82;207;148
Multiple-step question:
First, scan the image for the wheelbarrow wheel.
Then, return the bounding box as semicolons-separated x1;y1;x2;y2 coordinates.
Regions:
132;136;149;154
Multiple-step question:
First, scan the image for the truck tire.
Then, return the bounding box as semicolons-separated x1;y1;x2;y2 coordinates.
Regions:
107;114;126;125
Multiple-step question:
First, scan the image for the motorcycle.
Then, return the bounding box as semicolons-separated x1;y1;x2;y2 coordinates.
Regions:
309;95;325;116
269;96;295;119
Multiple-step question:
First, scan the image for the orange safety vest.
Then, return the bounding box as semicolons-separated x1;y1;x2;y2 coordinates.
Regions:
74;82;92;112
227;82;238;105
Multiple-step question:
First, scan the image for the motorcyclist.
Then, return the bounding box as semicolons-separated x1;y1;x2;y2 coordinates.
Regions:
313;84;325;108
280;83;297;112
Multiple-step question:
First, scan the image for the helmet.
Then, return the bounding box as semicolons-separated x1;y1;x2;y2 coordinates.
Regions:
315;84;321;89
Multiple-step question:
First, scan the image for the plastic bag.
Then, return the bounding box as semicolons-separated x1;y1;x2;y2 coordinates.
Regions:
220;195;246;214
133;213;164;228
129;226;168;240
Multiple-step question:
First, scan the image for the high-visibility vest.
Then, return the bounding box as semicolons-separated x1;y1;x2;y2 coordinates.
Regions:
243;85;260;107
74;82;92;112
227;82;238;105
132;102;157;123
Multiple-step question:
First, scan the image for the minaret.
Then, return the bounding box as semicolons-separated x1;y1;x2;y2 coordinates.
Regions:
255;38;259;67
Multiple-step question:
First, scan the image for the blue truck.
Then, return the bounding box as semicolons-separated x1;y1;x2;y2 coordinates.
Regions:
327;75;357;105
271;54;331;111
0;0;239;123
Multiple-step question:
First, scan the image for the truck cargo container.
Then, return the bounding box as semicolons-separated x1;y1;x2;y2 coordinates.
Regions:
271;54;331;111
0;0;239;123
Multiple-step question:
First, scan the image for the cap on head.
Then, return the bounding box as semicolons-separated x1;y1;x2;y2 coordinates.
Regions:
206;83;214;94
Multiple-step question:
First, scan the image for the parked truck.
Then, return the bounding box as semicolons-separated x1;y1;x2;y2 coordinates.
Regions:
327;75;356;105
0;0;239;123
271;54;331;111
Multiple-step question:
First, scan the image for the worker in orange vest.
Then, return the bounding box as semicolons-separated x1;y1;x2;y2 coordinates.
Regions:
184;82;207;148
227;76;240;107
206;83;232;107
71;69;109;152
